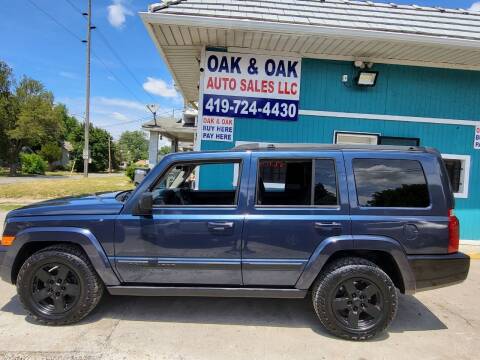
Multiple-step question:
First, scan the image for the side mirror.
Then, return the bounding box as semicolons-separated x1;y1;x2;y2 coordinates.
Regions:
133;192;153;216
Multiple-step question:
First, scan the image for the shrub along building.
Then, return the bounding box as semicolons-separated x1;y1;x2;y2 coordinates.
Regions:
141;0;480;242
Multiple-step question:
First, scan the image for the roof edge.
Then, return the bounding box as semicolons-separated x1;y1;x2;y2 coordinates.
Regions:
140;11;480;50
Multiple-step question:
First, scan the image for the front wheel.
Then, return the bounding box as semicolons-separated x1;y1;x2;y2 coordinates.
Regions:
312;257;398;340
16;244;104;325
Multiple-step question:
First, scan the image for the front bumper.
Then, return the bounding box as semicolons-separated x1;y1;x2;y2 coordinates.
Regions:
408;252;470;292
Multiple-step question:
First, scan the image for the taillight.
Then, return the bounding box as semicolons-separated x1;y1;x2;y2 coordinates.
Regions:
448;209;460;253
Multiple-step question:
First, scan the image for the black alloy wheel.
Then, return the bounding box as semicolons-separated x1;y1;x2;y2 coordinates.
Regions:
312;257;398;341
31;263;81;315
332;277;383;331
16;244;104;325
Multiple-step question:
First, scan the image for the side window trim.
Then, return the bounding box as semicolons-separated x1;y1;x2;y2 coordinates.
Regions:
150;159;243;208
254;157;340;209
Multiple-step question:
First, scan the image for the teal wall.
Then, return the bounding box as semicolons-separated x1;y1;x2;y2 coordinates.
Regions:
201;58;480;240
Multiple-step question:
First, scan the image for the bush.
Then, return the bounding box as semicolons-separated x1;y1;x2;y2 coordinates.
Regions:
125;163;149;182
20;153;48;175
39;142;62;165
125;163;136;181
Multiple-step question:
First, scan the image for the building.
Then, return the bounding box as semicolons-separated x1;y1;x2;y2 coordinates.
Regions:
141;0;480;242
142;113;196;166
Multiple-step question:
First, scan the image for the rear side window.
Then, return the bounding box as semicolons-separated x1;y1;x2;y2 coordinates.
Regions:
353;159;430;208
257;159;338;206
314;160;338;206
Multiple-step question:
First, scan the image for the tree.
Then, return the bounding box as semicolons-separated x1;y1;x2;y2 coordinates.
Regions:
39;142;62;169
56;103;82;143
69;124;117;173
159;145;171;156
0;61;15;168
0;62;65;175
118;130;149;164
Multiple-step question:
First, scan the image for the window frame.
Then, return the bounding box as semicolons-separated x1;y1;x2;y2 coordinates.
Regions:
149;159;243;208
254;157;340;209
441;153;471;199
352;158;432;209
378;136;420;146
334;131;380;145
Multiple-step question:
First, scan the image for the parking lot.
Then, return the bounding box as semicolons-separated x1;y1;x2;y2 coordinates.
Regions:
0;257;477;359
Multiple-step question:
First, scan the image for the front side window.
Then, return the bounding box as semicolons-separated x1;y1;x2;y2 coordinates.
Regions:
257;159;338;206
152;161;240;206
353;159;430;208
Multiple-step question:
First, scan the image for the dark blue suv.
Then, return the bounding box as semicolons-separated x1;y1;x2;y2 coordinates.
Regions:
0;145;470;340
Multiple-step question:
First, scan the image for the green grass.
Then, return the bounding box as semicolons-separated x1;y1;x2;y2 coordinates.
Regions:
0;175;134;200
0;168;78;177
0;203;24;211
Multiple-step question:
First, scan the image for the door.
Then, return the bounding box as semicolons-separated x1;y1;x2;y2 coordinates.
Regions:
114;153;249;284
242;151;351;286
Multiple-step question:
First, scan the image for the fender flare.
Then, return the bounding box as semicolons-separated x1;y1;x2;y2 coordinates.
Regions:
1;227;120;286
295;235;416;294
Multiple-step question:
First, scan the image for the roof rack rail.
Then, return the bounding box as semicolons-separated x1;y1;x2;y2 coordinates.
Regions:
232;143;426;152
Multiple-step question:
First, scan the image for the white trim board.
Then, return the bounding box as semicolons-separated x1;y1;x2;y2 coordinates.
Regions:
460;240;480;246
299;110;480;127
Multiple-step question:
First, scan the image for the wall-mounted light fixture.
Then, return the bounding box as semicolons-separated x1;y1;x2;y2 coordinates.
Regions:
353;61;378;87
356;71;379;87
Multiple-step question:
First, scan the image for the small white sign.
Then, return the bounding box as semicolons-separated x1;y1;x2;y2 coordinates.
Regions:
201;116;234;142
475;125;480;149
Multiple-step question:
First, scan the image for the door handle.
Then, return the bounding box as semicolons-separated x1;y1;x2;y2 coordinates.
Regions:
208;221;234;231
314;222;342;230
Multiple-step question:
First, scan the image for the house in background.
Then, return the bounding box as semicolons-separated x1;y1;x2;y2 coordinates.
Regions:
52;141;73;169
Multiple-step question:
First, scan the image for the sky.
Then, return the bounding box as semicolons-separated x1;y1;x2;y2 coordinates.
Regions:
0;0;479;139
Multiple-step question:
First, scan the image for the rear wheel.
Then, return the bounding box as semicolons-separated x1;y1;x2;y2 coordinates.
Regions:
312;257;397;340
16;244;104;325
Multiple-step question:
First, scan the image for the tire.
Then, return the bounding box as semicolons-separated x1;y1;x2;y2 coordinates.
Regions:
16;244;104;325
312;257;398;341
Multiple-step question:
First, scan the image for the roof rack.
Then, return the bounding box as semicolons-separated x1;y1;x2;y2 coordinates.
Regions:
232;143;425;152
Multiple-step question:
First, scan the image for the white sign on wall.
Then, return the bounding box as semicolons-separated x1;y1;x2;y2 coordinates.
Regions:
201;116;234;142
202;51;301;122
475;125;480;149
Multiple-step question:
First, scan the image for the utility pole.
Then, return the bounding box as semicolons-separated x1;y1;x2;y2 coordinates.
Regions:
83;0;92;177
108;136;112;173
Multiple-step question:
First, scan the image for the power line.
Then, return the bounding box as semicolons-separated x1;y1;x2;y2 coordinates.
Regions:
27;0;82;41
31;0;150;105
90;50;146;104
99;108;182;129
98;115;151;128
30;0;182;134
95;28;157;103
64;0;157;104
64;0;83;15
